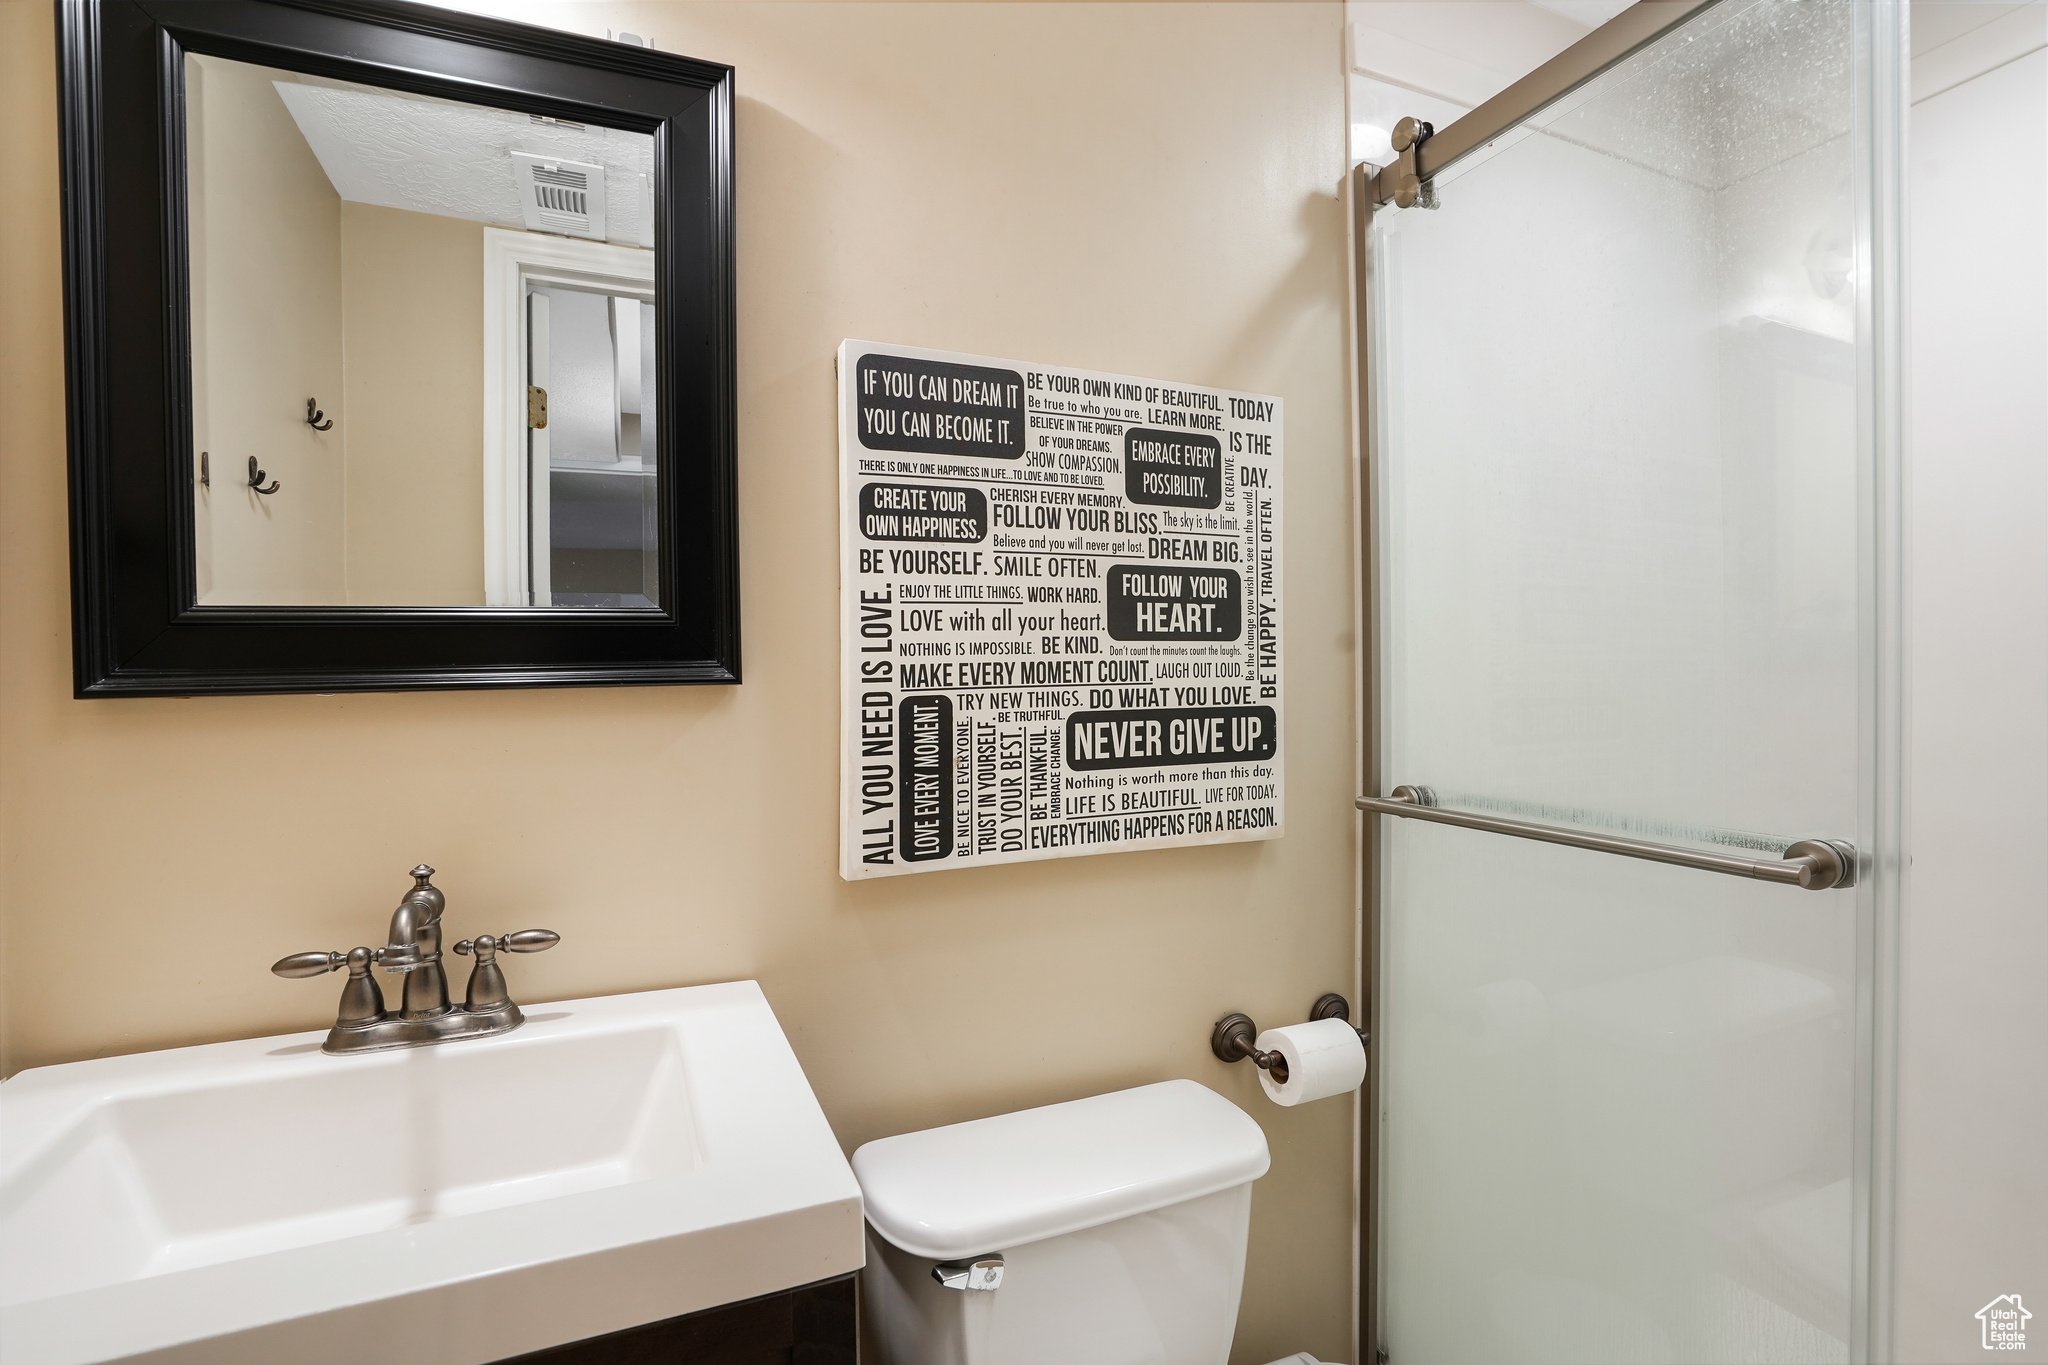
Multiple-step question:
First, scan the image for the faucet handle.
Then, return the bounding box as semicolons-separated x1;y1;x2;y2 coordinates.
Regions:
454;930;559;957
453;931;558;1015
272;951;346;978
273;947;387;1029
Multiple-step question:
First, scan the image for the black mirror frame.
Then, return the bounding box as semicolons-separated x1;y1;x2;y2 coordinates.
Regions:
56;0;739;696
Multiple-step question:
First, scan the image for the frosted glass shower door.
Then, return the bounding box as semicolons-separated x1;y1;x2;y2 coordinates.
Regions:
1367;4;1900;1363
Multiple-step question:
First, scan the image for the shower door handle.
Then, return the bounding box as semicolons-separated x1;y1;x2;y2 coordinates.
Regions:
1357;786;1857;891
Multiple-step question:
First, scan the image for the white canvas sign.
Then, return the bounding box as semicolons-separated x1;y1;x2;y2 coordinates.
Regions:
838;340;1284;879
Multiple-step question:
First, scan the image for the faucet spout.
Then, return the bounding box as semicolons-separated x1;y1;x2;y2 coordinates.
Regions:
382;865;452;1019
381;864;445;973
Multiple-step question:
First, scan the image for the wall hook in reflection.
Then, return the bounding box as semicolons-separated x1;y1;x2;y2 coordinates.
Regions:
305;397;333;431
247;456;281;495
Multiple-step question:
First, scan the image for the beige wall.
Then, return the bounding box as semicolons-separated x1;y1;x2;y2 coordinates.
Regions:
188;53;348;605
0;5;1355;1362
189;58;489;607
341;202;488;606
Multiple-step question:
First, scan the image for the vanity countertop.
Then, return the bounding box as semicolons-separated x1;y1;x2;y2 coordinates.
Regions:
0;982;863;1365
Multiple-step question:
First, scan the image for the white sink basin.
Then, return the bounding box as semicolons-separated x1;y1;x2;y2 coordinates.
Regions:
0;982;863;1365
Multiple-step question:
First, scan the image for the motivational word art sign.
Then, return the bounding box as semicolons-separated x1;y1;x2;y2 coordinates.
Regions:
838;340;1284;880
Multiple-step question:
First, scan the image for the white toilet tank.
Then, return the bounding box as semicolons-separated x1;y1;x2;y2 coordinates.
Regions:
853;1080;1271;1365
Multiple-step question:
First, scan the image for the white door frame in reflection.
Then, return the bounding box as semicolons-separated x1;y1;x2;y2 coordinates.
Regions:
482;228;655;607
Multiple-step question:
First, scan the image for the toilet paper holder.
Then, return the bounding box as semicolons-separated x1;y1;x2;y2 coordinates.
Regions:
1211;993;1367;1085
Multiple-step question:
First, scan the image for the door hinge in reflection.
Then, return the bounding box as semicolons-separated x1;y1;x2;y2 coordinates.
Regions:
527;385;548;429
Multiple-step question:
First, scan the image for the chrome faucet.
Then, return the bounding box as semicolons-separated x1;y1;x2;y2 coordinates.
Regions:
272;865;559;1055
380;864;449;1019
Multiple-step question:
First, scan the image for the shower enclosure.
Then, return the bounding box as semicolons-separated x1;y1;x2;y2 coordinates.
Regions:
1357;3;1904;1361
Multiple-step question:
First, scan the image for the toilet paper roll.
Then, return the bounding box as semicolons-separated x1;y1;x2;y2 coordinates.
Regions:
1254;1017;1367;1107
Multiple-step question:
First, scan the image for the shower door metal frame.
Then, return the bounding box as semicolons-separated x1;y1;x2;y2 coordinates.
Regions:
1346;1;1907;1360
1359;0;1718;211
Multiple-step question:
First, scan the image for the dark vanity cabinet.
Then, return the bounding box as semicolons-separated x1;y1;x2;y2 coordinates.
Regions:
495;1275;857;1365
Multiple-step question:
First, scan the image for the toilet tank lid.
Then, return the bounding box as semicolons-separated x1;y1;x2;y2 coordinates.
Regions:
852;1080;1270;1260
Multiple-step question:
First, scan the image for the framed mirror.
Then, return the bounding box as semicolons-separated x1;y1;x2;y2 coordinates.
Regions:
58;0;737;695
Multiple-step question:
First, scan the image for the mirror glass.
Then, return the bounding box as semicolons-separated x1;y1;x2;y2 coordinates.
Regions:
184;54;659;608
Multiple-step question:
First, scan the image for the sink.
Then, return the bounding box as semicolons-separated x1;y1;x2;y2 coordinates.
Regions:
0;982;863;1365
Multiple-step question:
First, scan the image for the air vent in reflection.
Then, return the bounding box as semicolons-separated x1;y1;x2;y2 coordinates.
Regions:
511;152;608;241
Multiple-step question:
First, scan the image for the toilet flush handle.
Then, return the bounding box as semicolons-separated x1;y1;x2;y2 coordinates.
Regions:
932;1255;1004;1291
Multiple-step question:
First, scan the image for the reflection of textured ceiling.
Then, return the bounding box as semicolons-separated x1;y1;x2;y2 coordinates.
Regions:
272;77;652;245
1533;0;1853;192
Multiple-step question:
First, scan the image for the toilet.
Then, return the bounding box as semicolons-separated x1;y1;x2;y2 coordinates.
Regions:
853;1080;1271;1365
